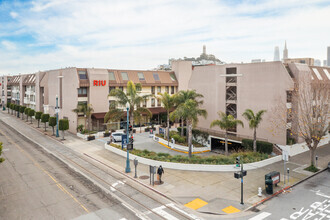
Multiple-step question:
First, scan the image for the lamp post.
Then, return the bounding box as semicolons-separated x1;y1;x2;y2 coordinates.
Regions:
125;102;131;173
56;75;64;138
56;94;59;137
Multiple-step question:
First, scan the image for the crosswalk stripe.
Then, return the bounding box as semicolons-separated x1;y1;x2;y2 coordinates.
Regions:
249;212;272;220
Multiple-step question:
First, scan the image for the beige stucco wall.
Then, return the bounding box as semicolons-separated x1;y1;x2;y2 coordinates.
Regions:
172;61;192;91
187;61;294;145
88;68;109;114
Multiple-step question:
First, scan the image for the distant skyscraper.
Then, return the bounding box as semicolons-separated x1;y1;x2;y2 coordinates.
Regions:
283;41;288;60
324;60;327;66
203;45;206;55
327;46;330;67
314;59;321;66
274;46;280;61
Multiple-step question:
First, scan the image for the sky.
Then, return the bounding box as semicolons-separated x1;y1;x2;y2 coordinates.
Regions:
0;0;330;75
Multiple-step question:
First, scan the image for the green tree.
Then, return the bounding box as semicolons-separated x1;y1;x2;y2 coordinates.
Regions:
19;106;26;120
59;119;69;140
15;105;20;117
35;111;42;127
242;109;267;152
24;108;30;122
48;117;57;136
108;81;152;134
174;90;204;139
28;109;35;124
6;103;10;113
104;102;124;131
171;99;207;158
158;92;176;146
210;112;244;156
41;114;50;131
0;142;5;164
72;103;94;134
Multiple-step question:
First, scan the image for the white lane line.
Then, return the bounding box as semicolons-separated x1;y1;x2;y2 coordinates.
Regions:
121;203;149;220
2;148;9;151
249;212;272;220
166;203;200;220
119;218;127;220
110;186;116;192
112;180;125;188
152;206;179;220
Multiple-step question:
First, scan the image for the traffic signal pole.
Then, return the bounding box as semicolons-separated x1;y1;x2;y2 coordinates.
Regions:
241;162;244;205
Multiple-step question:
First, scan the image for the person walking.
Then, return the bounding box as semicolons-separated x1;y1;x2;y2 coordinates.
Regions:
157;165;164;184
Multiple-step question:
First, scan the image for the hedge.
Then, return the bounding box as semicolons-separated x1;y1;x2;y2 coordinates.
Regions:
242;139;273;154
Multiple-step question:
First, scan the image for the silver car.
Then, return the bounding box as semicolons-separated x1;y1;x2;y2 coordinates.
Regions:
111;132;125;142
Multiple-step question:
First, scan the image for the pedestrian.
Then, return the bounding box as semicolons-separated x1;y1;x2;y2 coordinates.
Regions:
157;165;164;183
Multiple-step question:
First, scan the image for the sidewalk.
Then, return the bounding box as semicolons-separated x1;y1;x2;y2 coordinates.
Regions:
1;110;329;219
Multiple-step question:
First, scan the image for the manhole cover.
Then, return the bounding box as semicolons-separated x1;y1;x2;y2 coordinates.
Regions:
139;175;149;180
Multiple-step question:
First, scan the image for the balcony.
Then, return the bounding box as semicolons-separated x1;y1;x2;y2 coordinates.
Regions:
24;97;30;104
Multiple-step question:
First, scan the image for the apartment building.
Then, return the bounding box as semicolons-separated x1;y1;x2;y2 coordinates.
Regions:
0;68;178;133
172;61;330;147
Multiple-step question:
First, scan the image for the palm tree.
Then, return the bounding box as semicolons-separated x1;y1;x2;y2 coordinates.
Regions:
108;81;152;133
133;109;152;133
104;103;124;131
158;92;176;146
210;112;244;156
242;109;267;152
174;90;204;138
171;99;207;158
72;103;94;133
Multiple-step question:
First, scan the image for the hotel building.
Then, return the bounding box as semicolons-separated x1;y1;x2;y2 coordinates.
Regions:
1;62;329;148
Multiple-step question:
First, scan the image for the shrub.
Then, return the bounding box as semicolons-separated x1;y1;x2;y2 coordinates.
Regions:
177;127;187;136
59;119;69;140
35;111;42;127
41;114;50;131
48;117;57;135
172;134;180;142
178;137;185;143
28;109;35;123
242;139;273;154
77;124;84;133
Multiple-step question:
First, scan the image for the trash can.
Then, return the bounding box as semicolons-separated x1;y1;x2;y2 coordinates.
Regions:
265;179;273;194
265;171;280;194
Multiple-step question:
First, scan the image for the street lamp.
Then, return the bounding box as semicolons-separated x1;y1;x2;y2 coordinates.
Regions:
125;102;131;173
56;75;64;137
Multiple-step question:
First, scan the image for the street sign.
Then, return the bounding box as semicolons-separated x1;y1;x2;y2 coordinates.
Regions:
127;143;133;150
282;150;289;161
121;135;127;149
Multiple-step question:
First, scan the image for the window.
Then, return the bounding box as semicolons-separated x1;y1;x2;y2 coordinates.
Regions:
170;73;176;81
153;73;160;81
226;68;237;75
157;98;161;107
109;86;116;93
151;86;155;95
108;71;115;80
78;87;87;96
151;98;155;107
171;86;174;94
121;72;129;80
78;70;88;79
165;86;169;93
119;86;124;91
157;86;161;94
143;99;147;107
136;86;142;92
138;72;145;81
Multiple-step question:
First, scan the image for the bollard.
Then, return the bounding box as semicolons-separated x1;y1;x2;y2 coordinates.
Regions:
287;168;290;184
258;187;262;197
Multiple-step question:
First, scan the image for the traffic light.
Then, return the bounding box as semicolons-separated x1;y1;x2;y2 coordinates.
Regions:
129;125;133;132
129;136;134;144
236;156;240;167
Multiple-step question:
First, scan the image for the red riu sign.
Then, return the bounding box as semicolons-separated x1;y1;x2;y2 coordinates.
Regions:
93;80;106;86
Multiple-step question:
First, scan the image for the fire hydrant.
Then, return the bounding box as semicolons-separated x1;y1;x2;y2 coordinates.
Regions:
258;187;262;197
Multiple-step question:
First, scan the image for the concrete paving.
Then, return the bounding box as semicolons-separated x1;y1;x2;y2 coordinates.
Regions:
1;110;330;219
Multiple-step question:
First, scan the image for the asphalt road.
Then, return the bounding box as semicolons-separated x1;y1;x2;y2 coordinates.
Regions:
0;121;136;220
244;170;330;220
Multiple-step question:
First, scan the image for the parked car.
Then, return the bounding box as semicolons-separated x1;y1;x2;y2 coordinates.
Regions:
111;132;125;142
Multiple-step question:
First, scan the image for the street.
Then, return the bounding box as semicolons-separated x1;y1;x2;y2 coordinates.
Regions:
0;121;135;219
245;170;330;220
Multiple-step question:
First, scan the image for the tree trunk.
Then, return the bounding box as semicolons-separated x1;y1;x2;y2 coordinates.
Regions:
26;115;28;122
84;117;87;131
37;120;40;128
44;122;47;131
181;119;184;137
62;130;64;140
30;117;32;124
88;115;92;135
167;111;170;146
253;128;257;152
188;121;193;158
310;147;316;167
52;127;55;136
225;132;229;156
22;114;24;120
186;119;189;143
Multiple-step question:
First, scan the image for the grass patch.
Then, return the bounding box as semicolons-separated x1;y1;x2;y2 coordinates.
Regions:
109;143;269;165
304;165;319;173
155;133;204;147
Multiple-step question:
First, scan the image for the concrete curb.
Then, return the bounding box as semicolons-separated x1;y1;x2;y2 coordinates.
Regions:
105;143;282;172
246;167;329;211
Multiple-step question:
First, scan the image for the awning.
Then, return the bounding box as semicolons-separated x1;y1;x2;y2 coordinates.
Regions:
92;107;168;120
148;107;167;115
91;112;107;120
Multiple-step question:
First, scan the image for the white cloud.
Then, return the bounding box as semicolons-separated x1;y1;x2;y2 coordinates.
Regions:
10;11;18;18
1;0;330;74
1;41;17;50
